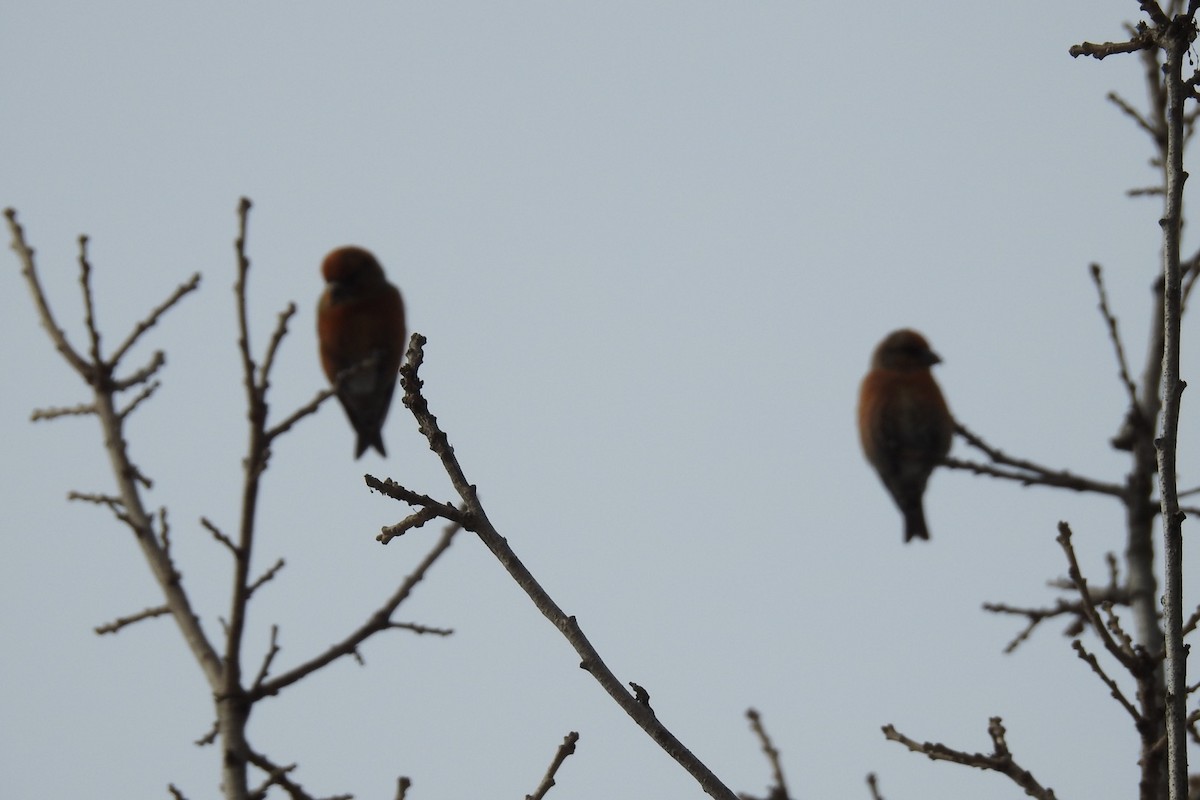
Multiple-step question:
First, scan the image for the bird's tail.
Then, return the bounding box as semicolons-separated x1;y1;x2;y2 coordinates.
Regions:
355;432;387;459
903;504;930;542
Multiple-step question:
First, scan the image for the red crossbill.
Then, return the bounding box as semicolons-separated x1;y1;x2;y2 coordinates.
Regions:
857;329;953;542
317;246;407;459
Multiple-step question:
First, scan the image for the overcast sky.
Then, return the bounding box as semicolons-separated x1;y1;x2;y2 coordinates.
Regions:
3;2;1198;799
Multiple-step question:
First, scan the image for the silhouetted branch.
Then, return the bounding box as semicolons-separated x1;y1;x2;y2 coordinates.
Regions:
246;558;285;599
109;273;202;367
1073;639;1143;722
6;208;92;375
882;718;1057;799
1091;263;1142;414
195;720;219;747
94;605;171;635
251;626;281;692
525;732;580;800
118;380;161;420
1109;90;1158;136
1070;31;1154;60
383;333;739;800
249;518;460;701
31;401;97;421
201;517;240;556
246;749;350;800
258;304;297;390
112;350;166;391
377;505;445;544
1058;523;1138;667
739;709;791;800
947;422;1125;497
984;556;1129;653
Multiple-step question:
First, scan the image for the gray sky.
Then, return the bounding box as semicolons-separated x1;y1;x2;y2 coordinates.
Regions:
3;2;1196;798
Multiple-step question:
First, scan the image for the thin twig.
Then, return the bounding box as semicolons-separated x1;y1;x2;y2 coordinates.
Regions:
30;402;97;421
389;622;454;636
378;505;445;544
882;718;1057;799
194;720;219;747
1057;522;1138;668
1070;32;1154;60
1108;90;1158;136
77;235;103;366
251;626;281;692
246;558;285;599
947;423;1125;497
118;380;161;420
263;386;338;441
1090;263;1143;414
257;304;296;392
1072;639;1144;723
5;208;90;375
94;605;171;635
387;333;739;800
745;709;789;800
525;732;580;800
249;519;460;701
201;517;240;556
112;351;166;391
108;273;202;367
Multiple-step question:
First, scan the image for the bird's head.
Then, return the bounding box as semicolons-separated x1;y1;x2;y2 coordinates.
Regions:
871;329;942;372
322;246;386;301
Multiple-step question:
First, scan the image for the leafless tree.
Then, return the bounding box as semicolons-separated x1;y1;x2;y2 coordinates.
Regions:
876;3;1199;798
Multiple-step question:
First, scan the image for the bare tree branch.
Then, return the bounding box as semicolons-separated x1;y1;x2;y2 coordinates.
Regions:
263;386;338;442
112;350;166;391
739;708;791;800
1109;90;1159;136
246;558;285;599
76;235;102;366
947;422;1125;497
525;732;579;800
1090;263;1143;415
377;505;445;544
108;273;202;367
882;718;1057;799
1152;13;1193;797
118;380;161;421
1071;32;1155;60
94;605;171;635
1073;639;1144;723
1058;522;1138;668
31;401;97;421
383;332;739;800
201;517;240;557
6;208;92;375
249;518;460;701
250;626;281;692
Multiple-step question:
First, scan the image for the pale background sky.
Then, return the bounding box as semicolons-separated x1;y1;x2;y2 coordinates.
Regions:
3;2;1199;798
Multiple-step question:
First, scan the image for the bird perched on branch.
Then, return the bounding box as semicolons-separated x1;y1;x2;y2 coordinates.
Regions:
317;246;406;459
857;329;953;542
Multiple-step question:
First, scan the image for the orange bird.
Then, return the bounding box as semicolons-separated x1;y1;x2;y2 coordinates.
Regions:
857;329;953;542
317;246;407;459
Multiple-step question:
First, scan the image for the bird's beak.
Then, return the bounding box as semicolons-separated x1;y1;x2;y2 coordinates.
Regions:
926;350;942;366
